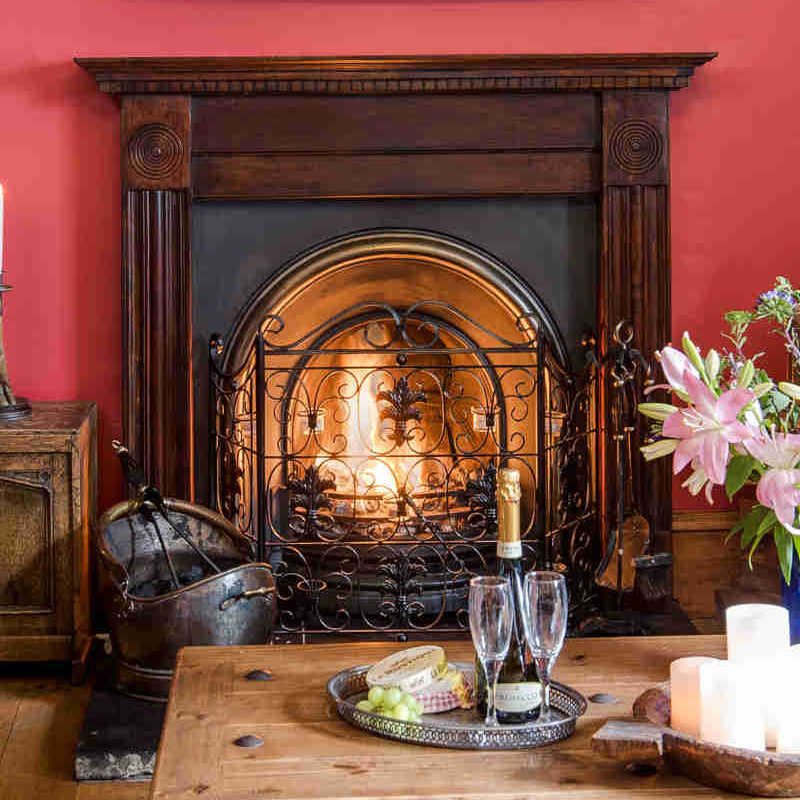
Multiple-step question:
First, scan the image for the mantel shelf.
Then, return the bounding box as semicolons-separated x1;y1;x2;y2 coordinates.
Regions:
75;52;717;95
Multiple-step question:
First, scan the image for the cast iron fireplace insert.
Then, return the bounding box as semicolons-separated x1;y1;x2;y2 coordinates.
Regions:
209;229;596;639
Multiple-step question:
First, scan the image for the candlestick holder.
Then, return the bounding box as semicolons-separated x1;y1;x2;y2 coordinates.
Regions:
0;276;31;421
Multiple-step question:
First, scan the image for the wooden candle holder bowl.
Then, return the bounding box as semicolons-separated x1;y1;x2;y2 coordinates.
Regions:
592;682;800;797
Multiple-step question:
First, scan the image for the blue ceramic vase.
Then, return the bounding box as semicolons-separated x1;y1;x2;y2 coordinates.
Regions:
782;557;800;644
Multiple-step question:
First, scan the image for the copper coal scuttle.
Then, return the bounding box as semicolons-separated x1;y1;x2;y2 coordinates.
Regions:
97;444;276;701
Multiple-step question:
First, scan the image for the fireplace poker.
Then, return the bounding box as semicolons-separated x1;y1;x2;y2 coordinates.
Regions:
112;440;224;579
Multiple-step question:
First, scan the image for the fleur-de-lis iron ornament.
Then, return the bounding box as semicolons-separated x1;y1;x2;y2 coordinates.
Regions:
464;461;498;534
377;376;427;446
288;465;335;522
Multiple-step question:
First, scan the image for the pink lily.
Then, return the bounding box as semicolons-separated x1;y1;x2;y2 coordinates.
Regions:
681;460;715;504
745;431;800;535
647;345;699;397
662;370;754;486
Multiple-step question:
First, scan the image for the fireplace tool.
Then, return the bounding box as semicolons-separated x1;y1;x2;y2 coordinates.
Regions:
595;322;672;610
96;443;275;701
0;272;31;421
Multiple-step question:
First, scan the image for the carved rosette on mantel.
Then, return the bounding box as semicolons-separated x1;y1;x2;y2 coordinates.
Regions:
77;53;715;555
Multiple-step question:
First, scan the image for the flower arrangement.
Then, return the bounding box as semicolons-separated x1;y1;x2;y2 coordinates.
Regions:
639;277;800;584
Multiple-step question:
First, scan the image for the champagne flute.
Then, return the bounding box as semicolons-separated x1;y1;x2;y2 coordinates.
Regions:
469;575;513;728
522;570;568;723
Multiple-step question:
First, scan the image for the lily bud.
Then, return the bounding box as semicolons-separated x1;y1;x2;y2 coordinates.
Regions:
641;438;678;461
638;402;678;421
681;332;707;378
705;349;721;381
779;381;800;401
737;360;755;388
751;382;774;399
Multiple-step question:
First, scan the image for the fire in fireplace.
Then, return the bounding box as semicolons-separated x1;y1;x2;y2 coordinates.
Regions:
209;230;597;639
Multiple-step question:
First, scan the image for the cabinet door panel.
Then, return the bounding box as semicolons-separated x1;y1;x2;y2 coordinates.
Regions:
0;454;61;635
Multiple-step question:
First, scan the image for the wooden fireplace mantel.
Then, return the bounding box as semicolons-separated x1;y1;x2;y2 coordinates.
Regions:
77;53;715;94
77;52;716;554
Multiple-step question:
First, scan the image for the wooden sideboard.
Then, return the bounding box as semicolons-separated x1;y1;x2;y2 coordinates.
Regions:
0;402;96;682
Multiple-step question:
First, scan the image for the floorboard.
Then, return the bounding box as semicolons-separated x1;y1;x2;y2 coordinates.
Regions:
0;668;149;800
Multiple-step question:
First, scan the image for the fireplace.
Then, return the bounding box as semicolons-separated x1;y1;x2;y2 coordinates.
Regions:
207;230;596;636
78;53;716;636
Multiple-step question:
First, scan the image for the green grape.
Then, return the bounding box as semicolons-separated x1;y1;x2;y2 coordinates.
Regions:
383;687;403;709
356;700;375;712
367;686;385;706
392;703;411;721
411;698;424;715
410;711;422;723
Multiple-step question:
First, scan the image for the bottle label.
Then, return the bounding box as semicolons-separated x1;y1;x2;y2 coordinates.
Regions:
495;682;541;713
496;540;522;560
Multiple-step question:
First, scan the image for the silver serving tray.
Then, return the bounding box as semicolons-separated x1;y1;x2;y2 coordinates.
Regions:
327;660;587;750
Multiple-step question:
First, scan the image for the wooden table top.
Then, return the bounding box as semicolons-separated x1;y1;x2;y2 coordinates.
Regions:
150;635;733;800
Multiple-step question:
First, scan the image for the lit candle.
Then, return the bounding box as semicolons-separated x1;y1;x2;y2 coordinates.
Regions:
699;660;765;750
769;645;800;750
670;656;718;737
726;604;789;663
776;691;800;753
725;604;789;747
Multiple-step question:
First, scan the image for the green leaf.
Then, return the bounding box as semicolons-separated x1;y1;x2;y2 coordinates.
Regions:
748;509;777;568
775;525;795;586
772;390;792;412
740;506;766;550
725;516;746;545
725;455;756;500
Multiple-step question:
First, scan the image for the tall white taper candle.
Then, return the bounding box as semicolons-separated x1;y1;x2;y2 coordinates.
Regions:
0;183;4;272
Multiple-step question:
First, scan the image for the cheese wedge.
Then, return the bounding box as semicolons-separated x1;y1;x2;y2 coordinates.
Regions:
365;645;446;694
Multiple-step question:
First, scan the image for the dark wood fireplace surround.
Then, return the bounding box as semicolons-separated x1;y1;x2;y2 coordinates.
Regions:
78;53;716;556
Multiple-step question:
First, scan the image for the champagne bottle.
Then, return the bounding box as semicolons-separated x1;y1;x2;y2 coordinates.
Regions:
475;467;541;723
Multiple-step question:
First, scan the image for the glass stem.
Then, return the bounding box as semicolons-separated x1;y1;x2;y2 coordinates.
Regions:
535;656;552;721
484;659;502;727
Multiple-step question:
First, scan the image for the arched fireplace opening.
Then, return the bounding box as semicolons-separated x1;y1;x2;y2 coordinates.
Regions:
210;230;596;640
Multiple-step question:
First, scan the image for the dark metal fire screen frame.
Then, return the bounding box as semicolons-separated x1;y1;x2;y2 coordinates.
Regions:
210;300;597;638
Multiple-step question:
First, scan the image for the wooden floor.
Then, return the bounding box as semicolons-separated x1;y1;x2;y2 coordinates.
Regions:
0;664;148;800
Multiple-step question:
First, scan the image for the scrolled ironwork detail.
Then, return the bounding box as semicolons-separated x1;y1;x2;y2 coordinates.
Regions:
211;298;598;636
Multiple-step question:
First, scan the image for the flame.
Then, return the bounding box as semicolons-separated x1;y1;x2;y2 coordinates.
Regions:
315;365;421;515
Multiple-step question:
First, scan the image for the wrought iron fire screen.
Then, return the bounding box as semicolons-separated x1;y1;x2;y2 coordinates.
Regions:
210;300;597;638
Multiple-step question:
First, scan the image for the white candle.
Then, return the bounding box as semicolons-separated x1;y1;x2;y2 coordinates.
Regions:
768;646;800;751
670;656;718;737
699;660;765;750
776;691;800;753
726;604;789;663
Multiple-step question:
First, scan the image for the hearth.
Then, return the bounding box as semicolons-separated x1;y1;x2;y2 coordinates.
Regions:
209;230;596;637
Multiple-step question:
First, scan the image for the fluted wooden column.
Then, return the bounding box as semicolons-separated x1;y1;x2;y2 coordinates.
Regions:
600;91;672;553
121;96;193;497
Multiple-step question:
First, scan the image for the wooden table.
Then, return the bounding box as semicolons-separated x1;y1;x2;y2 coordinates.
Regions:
151;635;732;800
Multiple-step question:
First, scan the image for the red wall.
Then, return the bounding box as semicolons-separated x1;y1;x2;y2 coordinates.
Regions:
2;0;798;511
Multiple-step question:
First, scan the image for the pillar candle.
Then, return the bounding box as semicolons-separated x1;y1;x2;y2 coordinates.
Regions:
670;656;718;737
699;660;765;750
726;604;789;663
776;692;800;753
770;645;800;751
